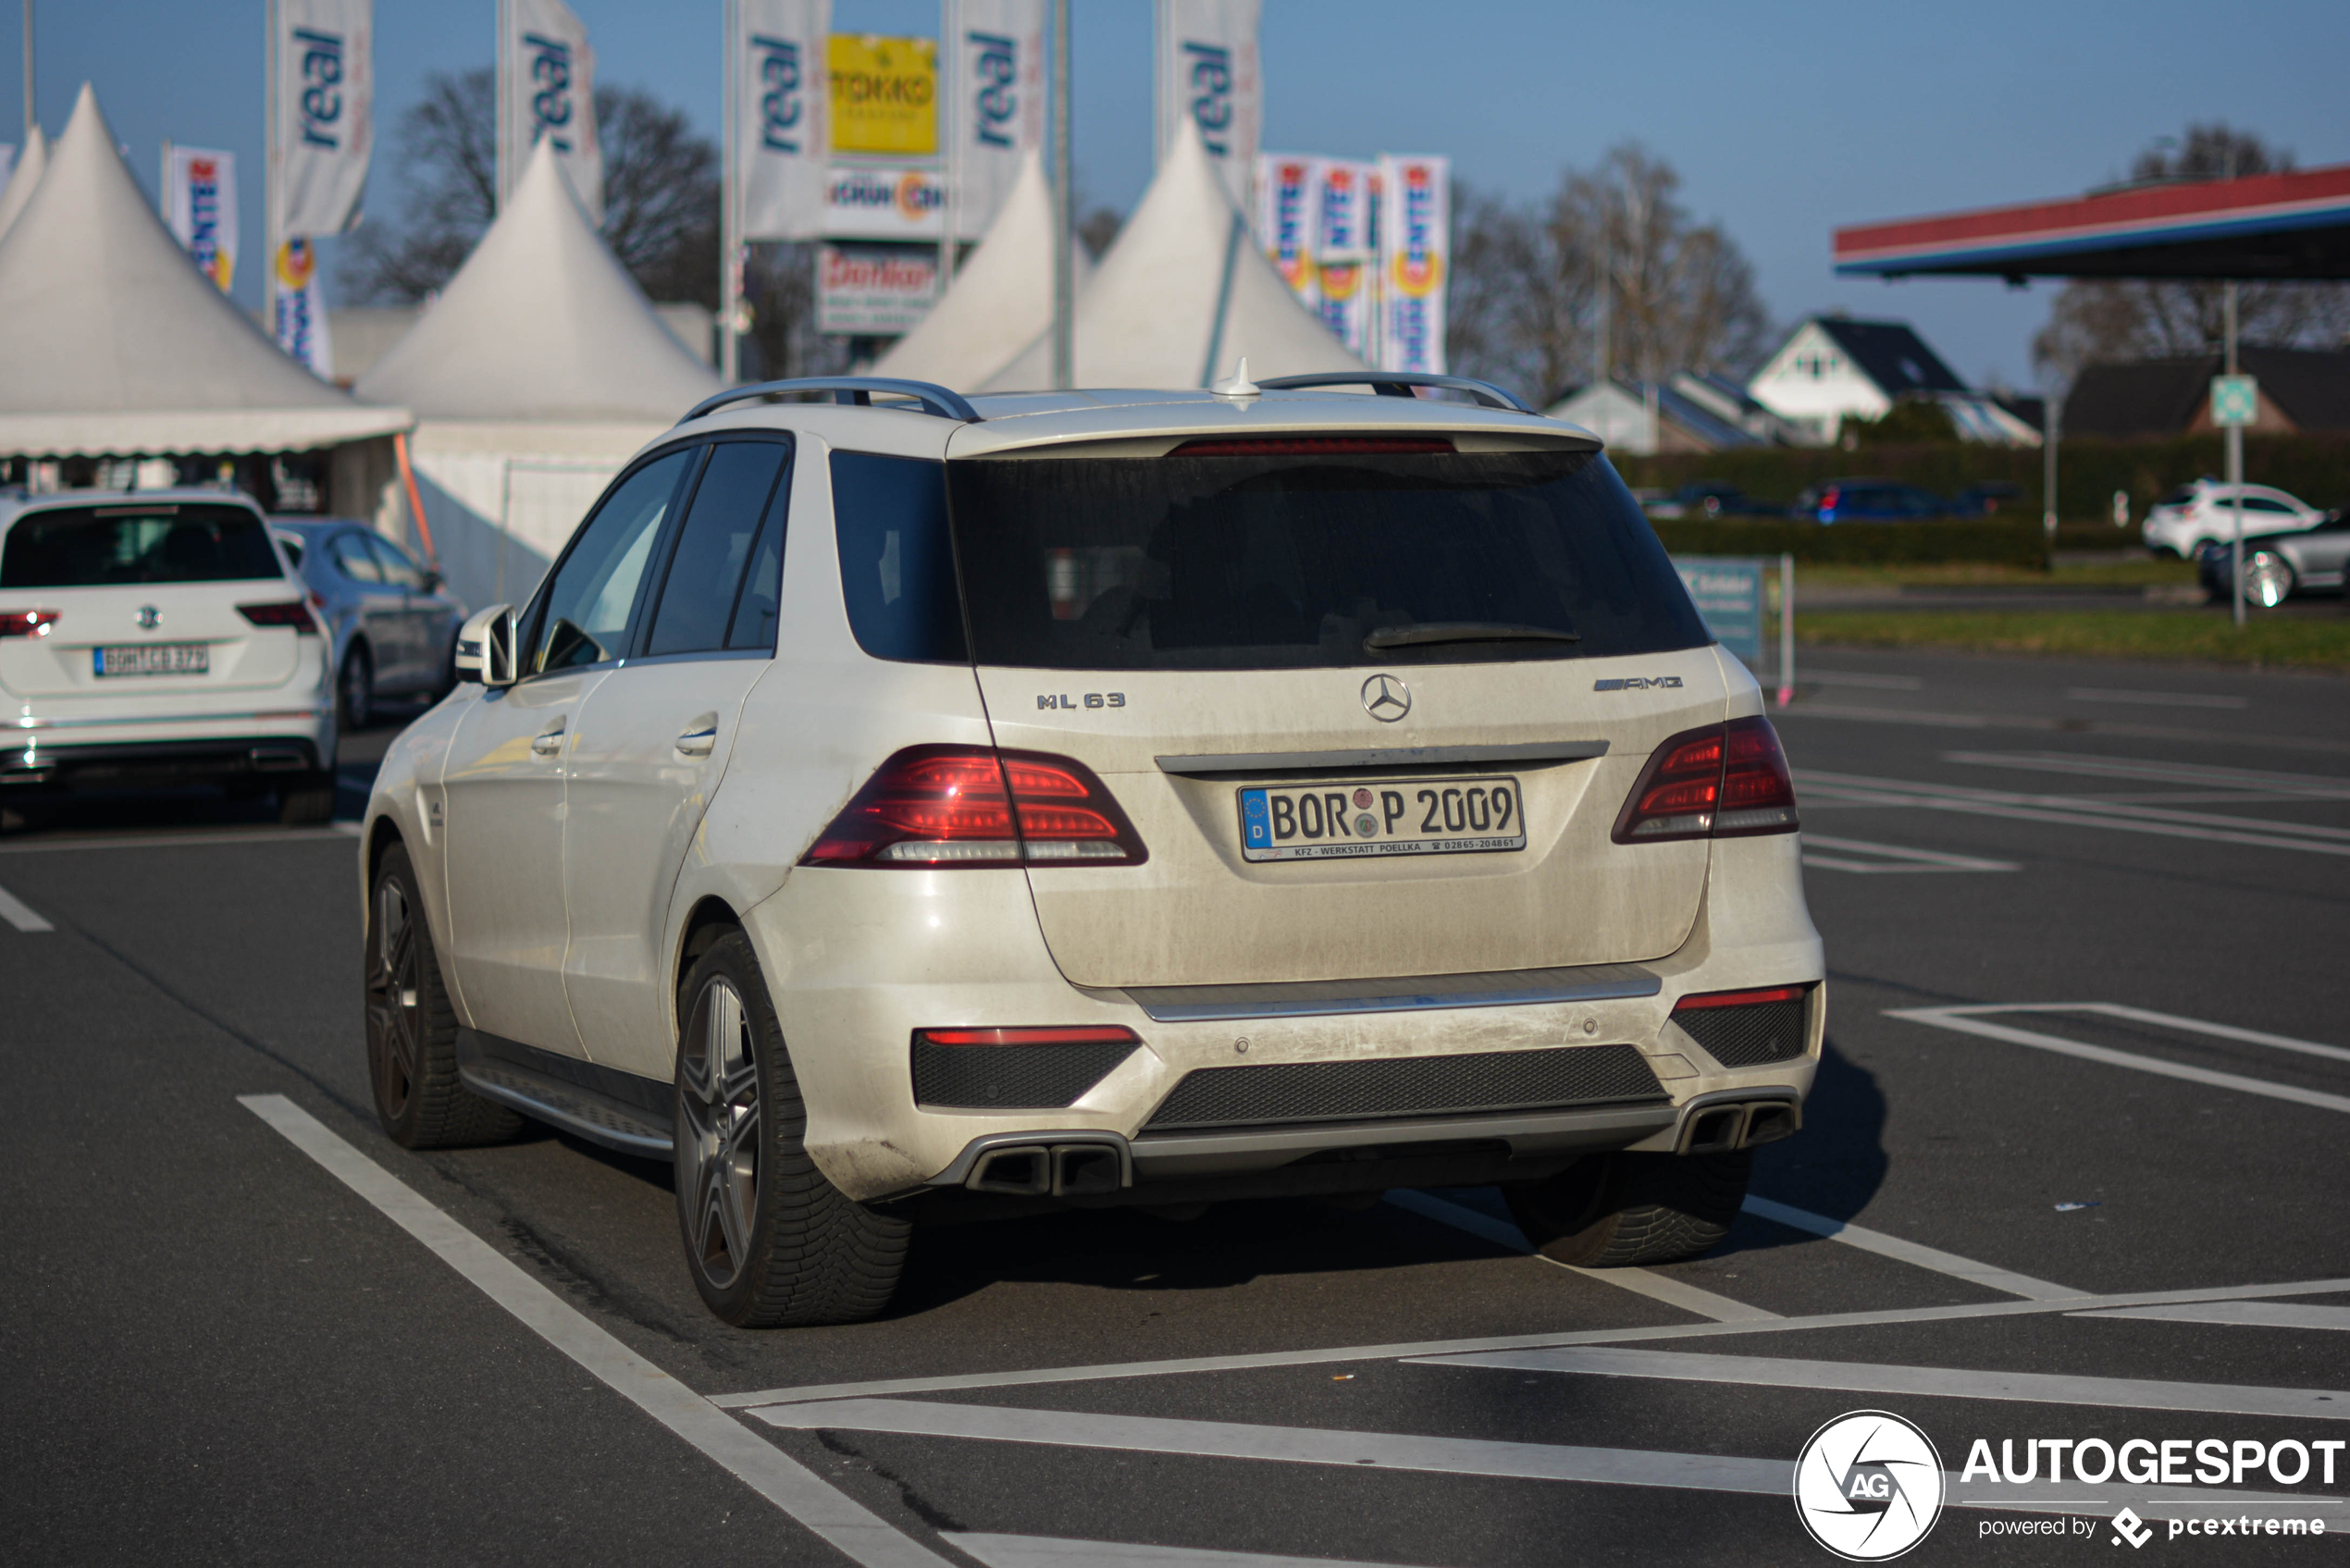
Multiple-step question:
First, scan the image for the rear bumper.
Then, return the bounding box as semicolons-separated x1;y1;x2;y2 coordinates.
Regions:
747;830;1823;1204
0;724;333;787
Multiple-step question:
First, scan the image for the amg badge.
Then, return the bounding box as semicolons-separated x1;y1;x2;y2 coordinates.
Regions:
1592;675;1684;691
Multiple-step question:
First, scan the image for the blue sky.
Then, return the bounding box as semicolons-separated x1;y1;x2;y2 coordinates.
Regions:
6;0;2344;394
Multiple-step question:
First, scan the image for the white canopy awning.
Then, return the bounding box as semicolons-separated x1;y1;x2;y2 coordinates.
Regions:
356;138;722;423
872;152;1094;391
0;86;409;457
983;119;1365;392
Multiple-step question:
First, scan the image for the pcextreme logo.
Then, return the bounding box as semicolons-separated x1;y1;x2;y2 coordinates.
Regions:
1794;1411;1946;1562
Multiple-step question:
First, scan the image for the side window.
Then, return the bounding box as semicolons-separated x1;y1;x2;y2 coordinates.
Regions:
830;451;967;662
529;448;694;676
727;494;787;652
329;532;383;583
645;440;790;657
367;535;426;589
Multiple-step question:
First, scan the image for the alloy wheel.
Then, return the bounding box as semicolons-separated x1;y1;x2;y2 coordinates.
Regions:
2245;551;2294;610
678;977;761;1291
365;877;421;1119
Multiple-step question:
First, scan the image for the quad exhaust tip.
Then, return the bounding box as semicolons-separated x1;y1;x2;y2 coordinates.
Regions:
967;1141;1128;1197
1678;1097;1800;1156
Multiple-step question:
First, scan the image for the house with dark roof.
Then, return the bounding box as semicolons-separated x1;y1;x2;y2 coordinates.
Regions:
2062;347;2350;438
1747;315;2036;445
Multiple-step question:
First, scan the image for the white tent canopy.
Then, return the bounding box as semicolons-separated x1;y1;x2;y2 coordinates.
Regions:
872;152;1094;391
983;119;1365;392
0;124;47;243
0;86;408;457
357;137;722;423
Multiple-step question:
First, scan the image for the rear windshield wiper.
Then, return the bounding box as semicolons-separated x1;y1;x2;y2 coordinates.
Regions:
1363;622;1581;652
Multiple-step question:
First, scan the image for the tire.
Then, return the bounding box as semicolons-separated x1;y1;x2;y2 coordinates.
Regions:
337;641;375;730
1504;1149;1752;1267
278;772;337;825
365;843;522;1148
674;930;910;1327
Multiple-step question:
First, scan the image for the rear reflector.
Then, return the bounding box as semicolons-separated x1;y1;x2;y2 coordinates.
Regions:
238;599;320;633
799;744;1149;869
1168;436;1457;457
0;610;61;638
1674;984;1808;1012
1613;716;1800;843
915;1026;1141;1048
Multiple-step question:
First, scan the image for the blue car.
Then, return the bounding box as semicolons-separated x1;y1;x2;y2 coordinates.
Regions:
1787;479;1948;523
269;519;468;727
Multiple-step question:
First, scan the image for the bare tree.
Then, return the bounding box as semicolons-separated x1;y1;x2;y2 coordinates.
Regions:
1447;143;1771;403
342;68;719;311
2033;125;2350;385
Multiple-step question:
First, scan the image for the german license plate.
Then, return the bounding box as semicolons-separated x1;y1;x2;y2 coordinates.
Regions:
1238;776;1526;861
94;642;209;678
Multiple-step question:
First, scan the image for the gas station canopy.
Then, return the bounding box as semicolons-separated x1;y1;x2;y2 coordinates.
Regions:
1833;163;2350;281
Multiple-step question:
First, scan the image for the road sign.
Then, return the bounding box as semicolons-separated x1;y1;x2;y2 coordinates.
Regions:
2210;375;2259;427
1672;555;1764;667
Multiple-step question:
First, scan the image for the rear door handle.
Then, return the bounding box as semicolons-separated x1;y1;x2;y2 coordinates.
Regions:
675;723;718;759
531;718;566;758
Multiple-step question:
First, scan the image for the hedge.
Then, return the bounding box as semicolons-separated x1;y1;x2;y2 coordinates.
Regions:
1614;432;2350;525
1650;517;2047;568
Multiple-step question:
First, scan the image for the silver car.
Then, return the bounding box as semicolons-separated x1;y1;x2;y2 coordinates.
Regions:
2196;510;2350;606
271;519;468;726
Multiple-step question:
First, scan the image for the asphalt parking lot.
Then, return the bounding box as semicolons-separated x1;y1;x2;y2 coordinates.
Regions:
4;650;2347;1567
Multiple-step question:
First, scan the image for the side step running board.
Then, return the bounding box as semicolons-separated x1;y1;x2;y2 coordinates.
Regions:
455;1030;674;1158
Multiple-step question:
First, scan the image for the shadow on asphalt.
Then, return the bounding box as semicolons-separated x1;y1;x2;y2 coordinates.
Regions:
1738;1034;1890;1238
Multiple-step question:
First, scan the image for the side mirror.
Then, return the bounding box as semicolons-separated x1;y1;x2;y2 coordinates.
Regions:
452;604;520;687
420;568;444;594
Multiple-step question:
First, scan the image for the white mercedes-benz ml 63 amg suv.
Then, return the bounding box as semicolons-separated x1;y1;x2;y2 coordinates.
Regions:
358;374;1824;1327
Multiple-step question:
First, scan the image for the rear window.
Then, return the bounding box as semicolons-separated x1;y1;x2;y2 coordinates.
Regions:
2;503;281;587
945;448;1711;671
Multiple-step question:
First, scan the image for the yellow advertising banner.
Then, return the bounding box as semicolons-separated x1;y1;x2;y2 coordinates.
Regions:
828;35;937;157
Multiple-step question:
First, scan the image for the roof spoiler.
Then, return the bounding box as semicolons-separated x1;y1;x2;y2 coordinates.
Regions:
679;377;983;426
1255;372;1536;414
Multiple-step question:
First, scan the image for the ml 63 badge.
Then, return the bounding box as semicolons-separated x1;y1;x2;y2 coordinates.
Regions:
1238;777;1525;862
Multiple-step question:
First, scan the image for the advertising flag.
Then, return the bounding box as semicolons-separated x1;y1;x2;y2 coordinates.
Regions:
163;147;240;292
272;0;372;238
736;0;831;241
1314;159;1376;359
273;239;336;378
1156;0;1259;210
951;0;1044;240
1251;154;1318;310
500;0;602;222
1377;154;1448;375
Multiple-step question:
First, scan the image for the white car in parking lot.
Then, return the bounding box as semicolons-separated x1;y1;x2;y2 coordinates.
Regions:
359;374;1824;1327
1;488;338;821
2142;477;2327;558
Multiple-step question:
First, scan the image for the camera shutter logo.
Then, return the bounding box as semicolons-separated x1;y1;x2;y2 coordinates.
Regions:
1793;1410;1945;1561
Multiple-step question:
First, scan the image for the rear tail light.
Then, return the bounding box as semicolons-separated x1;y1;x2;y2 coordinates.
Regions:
800;744;1149;868
1613;716;1800;843
238;599;320;634
0;610;61;637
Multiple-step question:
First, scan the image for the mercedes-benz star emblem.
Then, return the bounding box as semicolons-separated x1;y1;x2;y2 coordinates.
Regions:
1360;673;1411;722
136;605;161;630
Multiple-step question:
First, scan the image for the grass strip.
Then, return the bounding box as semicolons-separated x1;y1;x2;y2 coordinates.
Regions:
1798;609;2350;670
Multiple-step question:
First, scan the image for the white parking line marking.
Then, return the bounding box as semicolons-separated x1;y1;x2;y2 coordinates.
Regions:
944;1533;1434;1568
1941;751;2350;799
711;1277;2350;1412
1403;1345;2350;1422
1787;701;2350;759
1886;1007;2350;1117
1800;833;2019;874
757;1400;2349;1525
2076;1301;2350;1333
1383;1191;1778;1323
1953;1002;2350;1068
1739;1195;2077;1300
2065;687;2248;710
237;1094;951;1568
1799;769;2350;857
0;882;56;931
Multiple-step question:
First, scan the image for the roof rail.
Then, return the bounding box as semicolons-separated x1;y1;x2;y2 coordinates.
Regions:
679;377;983;426
1255;372;1535;414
